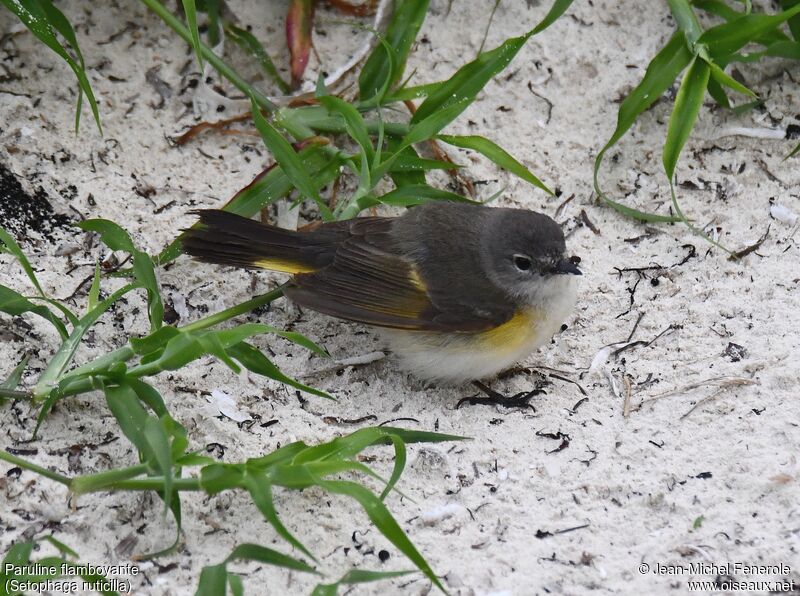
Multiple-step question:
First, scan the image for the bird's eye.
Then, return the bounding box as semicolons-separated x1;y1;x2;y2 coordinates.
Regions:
513;254;532;271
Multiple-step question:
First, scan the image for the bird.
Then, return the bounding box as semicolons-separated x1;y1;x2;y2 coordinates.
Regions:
181;201;581;383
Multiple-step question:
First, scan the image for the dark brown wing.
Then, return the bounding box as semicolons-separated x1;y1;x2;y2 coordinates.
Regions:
284;218;514;332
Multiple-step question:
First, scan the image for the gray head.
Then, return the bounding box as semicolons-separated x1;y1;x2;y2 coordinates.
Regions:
482;208;581;301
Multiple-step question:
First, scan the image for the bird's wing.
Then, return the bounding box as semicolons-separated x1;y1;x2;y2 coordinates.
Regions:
285;219;514;332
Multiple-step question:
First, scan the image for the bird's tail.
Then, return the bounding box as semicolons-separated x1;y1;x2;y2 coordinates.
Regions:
181;209;333;274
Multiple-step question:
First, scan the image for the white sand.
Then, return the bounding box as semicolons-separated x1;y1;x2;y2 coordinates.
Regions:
1;1;799;594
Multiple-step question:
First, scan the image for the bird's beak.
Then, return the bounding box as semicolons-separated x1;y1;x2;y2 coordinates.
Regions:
553;258;582;275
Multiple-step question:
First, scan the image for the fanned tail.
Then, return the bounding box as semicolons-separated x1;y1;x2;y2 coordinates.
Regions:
181;209;340;274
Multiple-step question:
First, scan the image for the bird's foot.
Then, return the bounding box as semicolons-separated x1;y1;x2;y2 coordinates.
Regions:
456;380;546;410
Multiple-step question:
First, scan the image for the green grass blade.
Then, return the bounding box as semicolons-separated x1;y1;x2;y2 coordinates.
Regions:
699;3;800;59
228;574;244;596
594;32;692;182
692;0;743;20
181;0;204;70
359;0;429;102
0;285;69;340
195;563;228;596
663;58;710;180
250;98;333;220
87;262;102;314
215;323;328;356
411;35;528;124
144;415;175;512
593;32;692;220
706;75;730;108
30;296;79;328
78;220;163;332
530;0;576;34
104;383;153;459
706;60;756;97
127;377;170;418
438;134;553;194
312;570;415;596
226;543;318;574
1;356;28;392
226;24;291;93
786;140;800;158
319;479;444;592
35;283;138;394
243;471;316;561
374;427;468;445
0;0;101;133
382;81;441;103
227;342;332;399
373;184;474;207
372;100;470;180
384;153;459;172
380;435;406;501
412;0;573;123
0;226;47;297
385;138;426;188
317;96;374;165
781;0;800;39
668;0;703;45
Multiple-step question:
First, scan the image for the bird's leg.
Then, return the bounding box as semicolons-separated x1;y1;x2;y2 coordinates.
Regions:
455;380;546;410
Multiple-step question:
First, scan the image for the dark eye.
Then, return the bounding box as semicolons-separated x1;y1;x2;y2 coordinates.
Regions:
513;254;532;271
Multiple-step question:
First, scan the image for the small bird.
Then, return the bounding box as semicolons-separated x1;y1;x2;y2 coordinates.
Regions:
182;202;581;383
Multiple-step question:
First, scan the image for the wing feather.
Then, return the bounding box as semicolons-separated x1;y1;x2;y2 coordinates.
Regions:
285;219;513;332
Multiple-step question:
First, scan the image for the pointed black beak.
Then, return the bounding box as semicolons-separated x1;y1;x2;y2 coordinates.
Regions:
553;257;582;276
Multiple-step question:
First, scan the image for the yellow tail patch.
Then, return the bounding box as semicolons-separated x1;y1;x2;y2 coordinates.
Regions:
252;258;317;274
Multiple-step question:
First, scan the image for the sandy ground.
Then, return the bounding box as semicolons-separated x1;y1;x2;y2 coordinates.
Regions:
1;1;799;594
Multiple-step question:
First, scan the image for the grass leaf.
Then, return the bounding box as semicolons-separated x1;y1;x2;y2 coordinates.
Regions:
372;184;474;207
438;134;553;194
34;283;138;395
243;471;316;561
78;220;163;332
668;0;703;45
87;262;102;314
226;24;290;93
227;342;332;399
226;543;318;574
1;0;101;133
412;0;574;124
312;570;415;596
706;60;756;97
593;32;692;220
699;3;800;59
0;284;69;340
0;226;48;298
195;564;227;596
663;58;710;180
359;0;429;102
318;479;444;592
181;0;204;70
250;98;334;220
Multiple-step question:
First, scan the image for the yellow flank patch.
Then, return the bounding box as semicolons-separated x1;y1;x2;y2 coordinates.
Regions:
252;258;317;274
408;266;427;291
477;309;540;353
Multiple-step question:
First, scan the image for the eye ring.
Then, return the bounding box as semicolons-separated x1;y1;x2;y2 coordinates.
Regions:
513;254;532;271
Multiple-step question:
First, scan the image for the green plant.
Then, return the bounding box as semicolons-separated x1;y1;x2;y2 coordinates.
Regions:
0;536;116;596
1;0;579;593
0;223;468;592
594;0;800;238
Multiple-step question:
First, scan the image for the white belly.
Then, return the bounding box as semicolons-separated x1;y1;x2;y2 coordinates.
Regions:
382;277;577;383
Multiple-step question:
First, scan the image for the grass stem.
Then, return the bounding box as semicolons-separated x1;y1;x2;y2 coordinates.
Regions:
138;0;276;113
0;450;71;485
